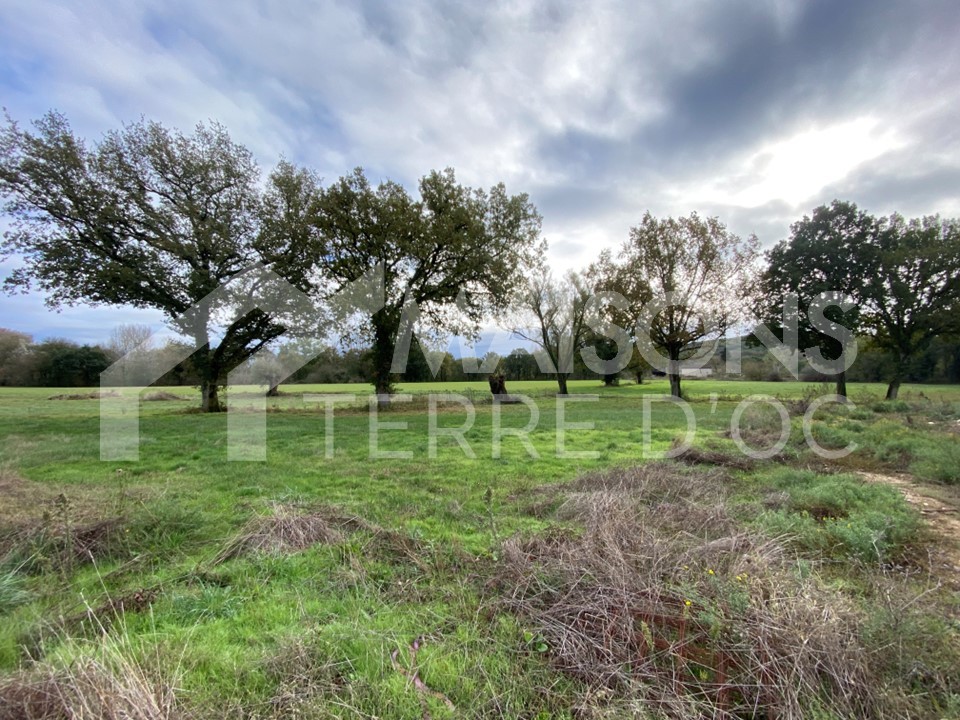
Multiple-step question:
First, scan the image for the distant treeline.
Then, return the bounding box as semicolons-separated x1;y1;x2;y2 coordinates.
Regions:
1;327;957;389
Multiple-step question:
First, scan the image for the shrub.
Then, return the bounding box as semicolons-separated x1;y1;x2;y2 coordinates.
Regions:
911;442;960;484
751;468;920;562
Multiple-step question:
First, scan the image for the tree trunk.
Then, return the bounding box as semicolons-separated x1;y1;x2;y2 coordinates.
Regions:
634;371;643;385
266;382;280;397
885;378;901;401
557;374;569;396
886;354;905;400
201;379;222;412
668;372;682;398
603;373;619;386
834;369;847;400
371;317;398;404
194;340;223;412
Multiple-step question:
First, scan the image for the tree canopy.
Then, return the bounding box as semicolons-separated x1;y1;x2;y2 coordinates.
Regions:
302;166;544;397
0;112;315;410
758;200;873;398
513;269;592;395
859;214;960;399
597;212;758;398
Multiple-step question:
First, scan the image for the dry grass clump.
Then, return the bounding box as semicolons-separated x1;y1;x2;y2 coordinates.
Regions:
47;391;121;401
257;635;356;718
0;468;130;539
496;465;879;719
214;504;344;563
672;444;758;472
2;511;128;574
141;392;186;402
215;503;429;571
0;629;183;720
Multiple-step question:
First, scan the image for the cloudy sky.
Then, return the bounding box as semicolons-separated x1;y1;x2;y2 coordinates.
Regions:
1;0;959;344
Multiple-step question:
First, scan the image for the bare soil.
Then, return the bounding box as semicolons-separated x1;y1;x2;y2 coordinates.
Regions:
858;471;960;587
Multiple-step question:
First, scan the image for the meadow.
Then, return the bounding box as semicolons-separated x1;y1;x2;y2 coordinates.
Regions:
0;378;959;719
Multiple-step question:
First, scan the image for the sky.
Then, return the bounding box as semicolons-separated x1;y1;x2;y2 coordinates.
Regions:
1;0;959;346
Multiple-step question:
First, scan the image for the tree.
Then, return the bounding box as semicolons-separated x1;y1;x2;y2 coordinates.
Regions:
859;214;960;400
587;253;653;386
305;167;543;399
513;269;591;395
106;323;155;386
503;347;541;381
250;350;285;396
107;323;154;357
758;201;875;398
0;328;31;385
611;213;758;398
0;112;313;411
30;339;112;387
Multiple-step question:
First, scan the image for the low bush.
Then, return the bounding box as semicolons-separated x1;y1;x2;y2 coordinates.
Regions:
750;468;920;562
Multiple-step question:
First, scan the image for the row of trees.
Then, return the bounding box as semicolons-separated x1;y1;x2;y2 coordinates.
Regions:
513;205;960;400
5;318;957;391
0;330;112;387
2;112;958;406
0;323;606;389
0;112;542;410
759;201;960;399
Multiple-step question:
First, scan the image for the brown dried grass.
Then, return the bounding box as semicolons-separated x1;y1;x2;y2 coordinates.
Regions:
496;464;879;719
214;503;344;562
0;626;183;720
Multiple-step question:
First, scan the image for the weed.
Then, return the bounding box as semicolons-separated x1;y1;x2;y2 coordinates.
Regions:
214;503;344;563
0;615;184;720
0;569;29;615
750;468;920;563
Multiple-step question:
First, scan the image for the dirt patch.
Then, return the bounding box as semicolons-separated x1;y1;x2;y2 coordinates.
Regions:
858;471;960;585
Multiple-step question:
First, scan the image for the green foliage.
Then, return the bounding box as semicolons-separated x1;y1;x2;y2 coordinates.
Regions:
859;214;960;399
0;570;29;615
751;468;920;562
592;211;760;398
911;443;960;485
757;200;874;396
305;165;544;395
0;112;315;410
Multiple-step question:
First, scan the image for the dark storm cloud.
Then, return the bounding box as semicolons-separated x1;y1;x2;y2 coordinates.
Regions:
1;0;959;338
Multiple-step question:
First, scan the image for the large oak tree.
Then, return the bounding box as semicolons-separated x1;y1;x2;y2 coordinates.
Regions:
758;201;873;398
303;167;543;399
0;112;313;411
860;213;960;400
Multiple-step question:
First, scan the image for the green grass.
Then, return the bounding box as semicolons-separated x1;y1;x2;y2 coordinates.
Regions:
0;378;958;717
746;467;921;562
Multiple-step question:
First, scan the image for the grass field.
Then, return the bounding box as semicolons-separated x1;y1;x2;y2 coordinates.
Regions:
1;378;959;718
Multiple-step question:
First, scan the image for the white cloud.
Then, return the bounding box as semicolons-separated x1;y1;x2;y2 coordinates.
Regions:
688;117;905;209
